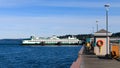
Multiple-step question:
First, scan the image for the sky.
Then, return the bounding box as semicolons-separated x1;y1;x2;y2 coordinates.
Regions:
0;0;120;39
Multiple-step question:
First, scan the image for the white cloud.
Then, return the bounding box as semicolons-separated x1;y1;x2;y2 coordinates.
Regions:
0;15;120;38
0;15;119;27
0;16;102;25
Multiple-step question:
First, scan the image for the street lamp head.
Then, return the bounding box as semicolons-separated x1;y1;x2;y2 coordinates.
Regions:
104;4;110;8
96;20;98;23
104;4;110;11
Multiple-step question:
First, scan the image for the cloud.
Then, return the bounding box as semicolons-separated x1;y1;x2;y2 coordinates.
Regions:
0;15;119;27
0;16;103;25
0;16;106;34
0;15;119;38
0;16;102;31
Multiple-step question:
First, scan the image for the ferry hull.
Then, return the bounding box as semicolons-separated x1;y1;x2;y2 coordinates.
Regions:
22;43;80;45
22;36;81;45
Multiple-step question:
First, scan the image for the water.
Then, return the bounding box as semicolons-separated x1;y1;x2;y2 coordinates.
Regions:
0;45;82;68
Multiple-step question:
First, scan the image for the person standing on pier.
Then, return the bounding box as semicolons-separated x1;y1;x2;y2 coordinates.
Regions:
85;42;91;53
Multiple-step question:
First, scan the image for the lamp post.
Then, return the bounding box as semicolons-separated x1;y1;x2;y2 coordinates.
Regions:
104;4;110;55
96;20;98;32
92;27;94;33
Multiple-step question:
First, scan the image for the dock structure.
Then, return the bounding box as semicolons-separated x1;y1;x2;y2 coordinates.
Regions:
71;46;120;68
81;29;120;68
71;29;120;68
81;54;120;68
94;29;112;56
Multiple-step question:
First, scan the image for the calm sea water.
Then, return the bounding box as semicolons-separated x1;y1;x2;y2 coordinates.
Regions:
0;45;82;68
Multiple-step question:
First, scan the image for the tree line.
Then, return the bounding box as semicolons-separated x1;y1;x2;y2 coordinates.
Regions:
58;32;120;40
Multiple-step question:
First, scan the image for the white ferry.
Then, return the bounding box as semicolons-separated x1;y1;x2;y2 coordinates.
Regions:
22;36;81;45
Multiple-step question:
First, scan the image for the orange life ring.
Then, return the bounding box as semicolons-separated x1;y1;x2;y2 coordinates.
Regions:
97;40;103;47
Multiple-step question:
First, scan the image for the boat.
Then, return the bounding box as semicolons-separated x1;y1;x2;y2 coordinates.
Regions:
22;35;81;45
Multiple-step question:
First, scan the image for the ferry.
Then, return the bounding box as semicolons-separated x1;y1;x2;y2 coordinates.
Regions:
22;36;81;45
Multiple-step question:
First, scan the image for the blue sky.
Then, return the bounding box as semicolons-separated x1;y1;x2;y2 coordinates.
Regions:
0;0;120;38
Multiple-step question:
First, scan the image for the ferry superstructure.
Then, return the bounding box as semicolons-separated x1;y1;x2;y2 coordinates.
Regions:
22;36;81;45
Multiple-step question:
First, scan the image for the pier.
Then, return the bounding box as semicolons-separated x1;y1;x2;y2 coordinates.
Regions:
81;54;120;68
71;46;120;68
71;29;120;68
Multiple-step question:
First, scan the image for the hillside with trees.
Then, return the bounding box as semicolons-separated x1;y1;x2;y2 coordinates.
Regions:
58;32;120;40
111;32;120;37
58;34;93;40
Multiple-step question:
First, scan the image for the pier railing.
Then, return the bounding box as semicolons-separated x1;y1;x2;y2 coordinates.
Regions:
70;46;84;68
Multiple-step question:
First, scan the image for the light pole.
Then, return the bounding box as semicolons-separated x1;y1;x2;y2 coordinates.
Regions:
96;20;98;32
92;27;94;33
104;4;110;55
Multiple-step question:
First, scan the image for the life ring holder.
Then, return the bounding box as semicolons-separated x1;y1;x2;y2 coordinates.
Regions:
97;40;104;47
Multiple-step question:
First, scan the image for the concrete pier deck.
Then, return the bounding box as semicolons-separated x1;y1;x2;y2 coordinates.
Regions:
71;46;120;68
81;54;120;68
